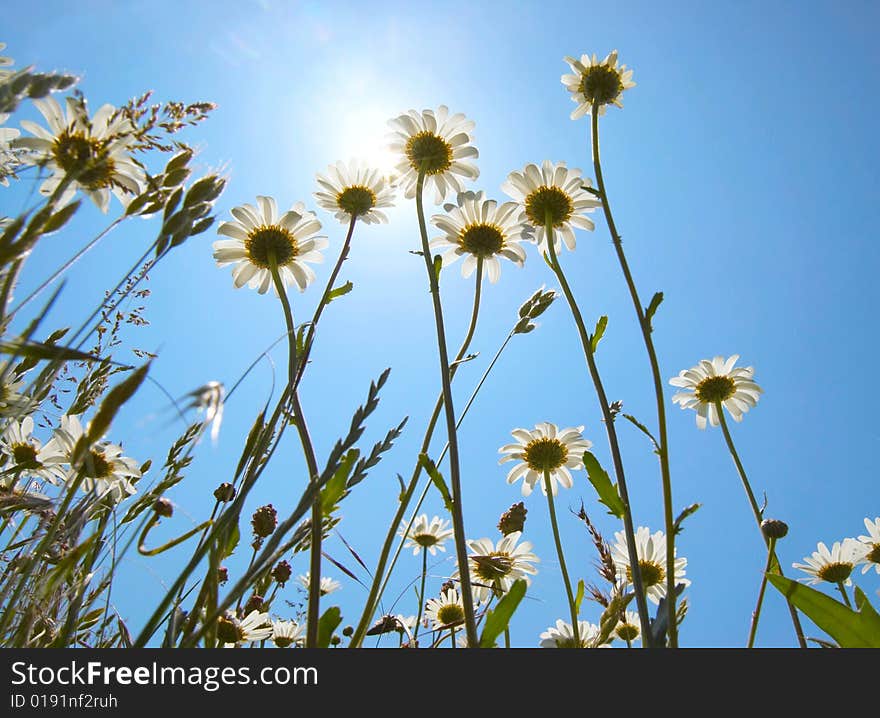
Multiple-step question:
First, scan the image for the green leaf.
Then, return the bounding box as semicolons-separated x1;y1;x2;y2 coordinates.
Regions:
327;280;353;303
673;503;702;535
767;574;880;648
42;200;81;235
433;254;442;282
575;579;585;616
87;362;150;443
317;606;342;648
221;523;240;560
419;453;453;511
320;449;359;515
622;413;660;453
0;340;106;364
590;315;608;352
583;451;625;518
645;291;664;330
165;149;193;174
479;579;527;648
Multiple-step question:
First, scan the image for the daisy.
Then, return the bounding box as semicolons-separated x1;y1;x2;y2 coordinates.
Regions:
0;42;13;77
0;114;20;186
15;96;144;212
0;415;66;486
399;513;454;556
613;611;642;644
793;539;866;587
539;619;604;648
429;190;530;284
181;381;224;443
213;196;328;294
498;422;592;497
454;531;539;603
561;50;636;119
314;159;395;225
297;573;341;596
387;105;479;204
0;363;33;418
611;526;689;604
42;414;140;504
271;619;305;648
857;517;880;575
217;610;273;646
669;355;763;429
502;161;601;254
423;588;466;631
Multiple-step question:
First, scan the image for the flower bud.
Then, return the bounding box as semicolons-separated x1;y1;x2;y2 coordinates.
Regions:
761;518;789;540
251;504;277;539
213;482;235;502
153;498;173;518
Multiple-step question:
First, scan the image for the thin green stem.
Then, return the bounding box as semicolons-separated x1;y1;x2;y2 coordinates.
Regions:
414;171;477;648
715;403;808;648
543;470;580;646
590;104;677;646
543;214;653;647
836;581;853;609
268;256;322;648
413;549;428;643
747;537;776;648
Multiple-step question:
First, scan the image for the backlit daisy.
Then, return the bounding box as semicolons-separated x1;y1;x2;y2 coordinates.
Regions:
502;161;601;254
614;611;642;644
454;531;539;603
612;526;689;604
297;573;341;596
562;50;636;119
857;517;880;575
399;513;454;556
429;190;529;283
424;588;466;631
15;96;144;212
213;196;328;294
669;355;763;429
0;114;20;186
42;414;140;504
271;619;305;648
387;105;479;204
498;422;592;497
314;159;395;225
217;610;272;646
539;619;604;648
793;539;866;587
0;363;33;418
0;415;66;486
0;43;13;77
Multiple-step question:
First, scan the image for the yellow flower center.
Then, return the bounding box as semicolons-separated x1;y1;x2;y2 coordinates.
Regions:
52;132;116;191
336;185;376;216
216;615;243;644
524;437;567;472
414;532;439;548
11;443;38;465
867;544;880;565
554;635;586;649
245;225;299;269
436;603;465;627
274;634;295;648
525;187;573;228
579;65;624;106
628;559;665;587
817;562;853;584
471;553;514;583
460;223;504;257
695;375;736;403
615;622;639;642
84;449;113;480
405;131;453;175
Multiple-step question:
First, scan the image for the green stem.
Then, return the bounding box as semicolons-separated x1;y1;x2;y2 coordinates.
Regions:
413;549;428;644
414;171;477;648
836;581;853;609
715;403;807;648
747;536;776;648
543;470;580;646
349;258;484;647
590;104;677;646
543;214;653;647
268;256;322;648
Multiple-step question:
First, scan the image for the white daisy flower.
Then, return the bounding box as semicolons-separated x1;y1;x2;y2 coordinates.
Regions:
271;619;305;648
42;414;140;504
793;539;866;587
502;161;601;254
14;96;144;212
453;531;539;603
0;114;21;186
669;354;763;430
614;611;642;644
561;49;636;119
218;610;273;646
0;415;67;486
539;618;605;648
0;363;33;418
314;159;395;225
612;526;689;605
423;588;467;631
429;190;530;284
387;105;479;204
399;513;454;556
297;573;341;596
857;517;880;575
498;422;592;497
213;196;328;294
0;42;15;78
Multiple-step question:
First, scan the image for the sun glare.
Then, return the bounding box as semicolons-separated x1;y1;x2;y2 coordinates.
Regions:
331;104;399;182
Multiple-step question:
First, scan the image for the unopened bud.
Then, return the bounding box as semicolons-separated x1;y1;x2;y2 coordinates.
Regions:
243;595;265;615
251;504;277;538
272;560;292;585
761;518;789;540
213;482;235;502
217;566;228;585
153;498;173;518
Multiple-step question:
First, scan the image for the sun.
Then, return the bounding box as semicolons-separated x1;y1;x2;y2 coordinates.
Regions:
331;103;399;183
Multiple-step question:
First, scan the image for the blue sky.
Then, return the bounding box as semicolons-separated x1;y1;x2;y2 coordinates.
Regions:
3;0;879;647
